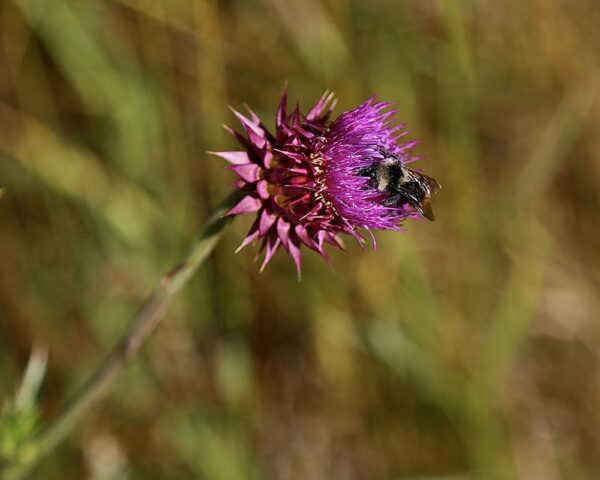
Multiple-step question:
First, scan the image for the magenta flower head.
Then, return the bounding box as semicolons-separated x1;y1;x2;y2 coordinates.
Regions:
211;91;440;276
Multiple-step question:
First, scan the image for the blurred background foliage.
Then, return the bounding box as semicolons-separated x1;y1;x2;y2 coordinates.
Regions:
1;0;600;478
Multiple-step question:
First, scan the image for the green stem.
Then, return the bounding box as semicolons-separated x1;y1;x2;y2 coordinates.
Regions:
2;190;244;480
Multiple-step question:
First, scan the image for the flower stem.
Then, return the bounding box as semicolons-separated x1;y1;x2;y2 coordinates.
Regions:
1;190;244;480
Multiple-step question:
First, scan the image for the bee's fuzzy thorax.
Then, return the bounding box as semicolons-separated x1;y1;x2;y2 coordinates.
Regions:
374;163;391;192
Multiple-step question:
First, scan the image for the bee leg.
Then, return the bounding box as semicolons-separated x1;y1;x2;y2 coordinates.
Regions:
382;194;403;208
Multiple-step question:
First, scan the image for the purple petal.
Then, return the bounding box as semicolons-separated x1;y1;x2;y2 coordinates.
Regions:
287;236;302;279
227;195;262;215
256;180;270;200
364;227;377;250
276;89;288;128
277;217;290;249
306;91;335;121
262;148;274;169
230;107;265;137
294;225;318;251
290;104;301;128
248;130;267;150
329;234;346;250
244;103;262;125
229;163;261;182
223;125;257;155
275;149;305;163
259;233;281;273
259;209;277;236
209;151;250;165
235;218;260;253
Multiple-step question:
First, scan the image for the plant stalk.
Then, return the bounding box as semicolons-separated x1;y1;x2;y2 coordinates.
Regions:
1;190;243;480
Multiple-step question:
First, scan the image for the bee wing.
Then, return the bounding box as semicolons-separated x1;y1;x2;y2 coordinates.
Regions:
403;167;442;195
418;198;436;221
420;173;442;195
393;186;432;221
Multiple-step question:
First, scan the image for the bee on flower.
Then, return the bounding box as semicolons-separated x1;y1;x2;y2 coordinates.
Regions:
211;91;440;275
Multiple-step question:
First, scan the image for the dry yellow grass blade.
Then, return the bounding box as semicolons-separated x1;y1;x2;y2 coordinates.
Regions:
0;105;171;247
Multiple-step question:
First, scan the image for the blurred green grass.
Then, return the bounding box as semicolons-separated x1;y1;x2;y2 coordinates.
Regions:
1;0;600;479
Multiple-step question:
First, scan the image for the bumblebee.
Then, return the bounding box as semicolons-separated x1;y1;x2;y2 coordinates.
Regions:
358;148;441;221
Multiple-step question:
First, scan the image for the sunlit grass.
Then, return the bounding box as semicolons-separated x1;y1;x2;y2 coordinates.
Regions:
1;0;599;479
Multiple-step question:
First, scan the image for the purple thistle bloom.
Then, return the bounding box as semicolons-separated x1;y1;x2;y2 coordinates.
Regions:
211;91;437;275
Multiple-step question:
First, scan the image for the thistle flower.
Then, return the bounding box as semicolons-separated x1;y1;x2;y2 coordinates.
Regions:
211;91;437;275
